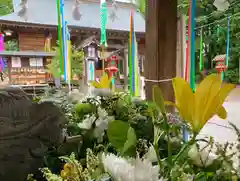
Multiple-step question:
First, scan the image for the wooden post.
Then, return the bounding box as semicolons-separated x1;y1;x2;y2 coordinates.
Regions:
176;15;186;78
144;0;177;102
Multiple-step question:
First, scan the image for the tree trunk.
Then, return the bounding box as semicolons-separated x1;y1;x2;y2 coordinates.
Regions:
144;0;177;102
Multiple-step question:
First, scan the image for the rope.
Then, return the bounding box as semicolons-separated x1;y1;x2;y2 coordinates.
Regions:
195;12;240;29
144;78;172;83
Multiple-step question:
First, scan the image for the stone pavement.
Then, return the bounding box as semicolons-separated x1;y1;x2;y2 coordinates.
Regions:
198;87;240;144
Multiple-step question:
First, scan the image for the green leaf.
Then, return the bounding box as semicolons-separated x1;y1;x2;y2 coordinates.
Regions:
107;120;137;156
152;85;166;114
121;127;137;155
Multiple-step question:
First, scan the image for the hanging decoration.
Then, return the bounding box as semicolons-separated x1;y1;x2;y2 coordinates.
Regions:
184;0;196;89
72;0;81;21
222;14;230;80
44;34;52;52
66;23;72;85
56;0;72;90
56;0;64;74
100;0;107;46
226;15;230;68
184;6;191;82
128;11;139;97
189;0;196;91
109;0;118;22
183;0;196;142
105;55;118;91
18;0;28;21
199;28;203;71
0;34;5;72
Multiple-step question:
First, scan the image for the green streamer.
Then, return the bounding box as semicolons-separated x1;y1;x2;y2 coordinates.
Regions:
199;28;203;71
56;0;63;74
100;0;107;46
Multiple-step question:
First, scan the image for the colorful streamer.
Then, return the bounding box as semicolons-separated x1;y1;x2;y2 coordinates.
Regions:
89;62;94;81
0;34;5;72
134;33;139;96
184;7;191;82
221;15;230;81
199;28;203;71
60;0;67;81
128;11;134;95
100;0;107;46
66;23;72;81
183;0;197;142
56;0;72;88
226;15;230;67
128;11;139;96
190;0;196;91
56;0;64;74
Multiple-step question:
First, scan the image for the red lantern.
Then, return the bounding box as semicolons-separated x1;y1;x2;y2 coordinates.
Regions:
215;61;226;73
105;55;118;77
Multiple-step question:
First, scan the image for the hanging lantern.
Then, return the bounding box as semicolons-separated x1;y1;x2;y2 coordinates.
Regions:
216;61;227;73
83;42;99;62
105;55;118;77
214;55;227;73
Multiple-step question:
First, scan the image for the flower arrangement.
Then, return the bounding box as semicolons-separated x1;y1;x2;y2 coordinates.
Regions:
28;74;240;181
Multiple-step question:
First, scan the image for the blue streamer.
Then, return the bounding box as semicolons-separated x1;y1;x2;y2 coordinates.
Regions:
89;62;94;81
226;15;230;67
131;18;135;95
60;0;67;81
190;0;196;91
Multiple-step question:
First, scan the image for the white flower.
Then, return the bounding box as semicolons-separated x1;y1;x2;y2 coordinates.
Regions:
188;144;217;167
94;107;114;141
92;88;112;97
77;107;114;141
102;153;134;181
102;153;161;181
144;145;158;163
78;115;96;129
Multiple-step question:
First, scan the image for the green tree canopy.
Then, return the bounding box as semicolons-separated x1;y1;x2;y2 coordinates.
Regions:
0;0;13;16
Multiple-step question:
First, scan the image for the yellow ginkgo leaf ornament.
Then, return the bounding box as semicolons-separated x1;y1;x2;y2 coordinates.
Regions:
166;74;235;134
91;74;112;89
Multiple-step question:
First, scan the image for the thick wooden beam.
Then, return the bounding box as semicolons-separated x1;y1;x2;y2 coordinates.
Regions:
144;0;177;102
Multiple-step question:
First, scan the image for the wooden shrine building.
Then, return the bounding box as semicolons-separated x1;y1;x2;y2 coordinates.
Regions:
0;0;145;86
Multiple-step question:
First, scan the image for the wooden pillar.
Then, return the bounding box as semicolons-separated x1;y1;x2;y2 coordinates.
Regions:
176;15;186;78
144;0;177;102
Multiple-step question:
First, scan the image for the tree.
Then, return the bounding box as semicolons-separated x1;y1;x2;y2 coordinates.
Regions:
135;0;240;84
0;0;13;16
46;46;84;85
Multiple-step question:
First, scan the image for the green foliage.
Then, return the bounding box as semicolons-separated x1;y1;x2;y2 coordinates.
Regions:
71;47;84;77
107;120;137;156
46;47;61;78
134;0;240;84
4;40;19;51
0;0;13;16
46;46;84;79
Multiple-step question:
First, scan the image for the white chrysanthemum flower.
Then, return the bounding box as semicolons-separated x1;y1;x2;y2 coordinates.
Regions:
188;144;217;167
94;107;114;141
78;115;96;129
102;153;134;181
102;153;163;181
144;145;158;163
